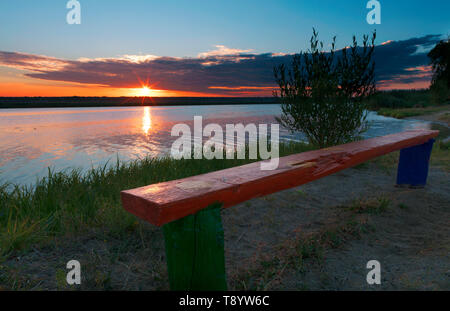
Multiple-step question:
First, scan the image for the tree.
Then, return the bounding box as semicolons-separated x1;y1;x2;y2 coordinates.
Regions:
428;37;450;104
274;29;376;148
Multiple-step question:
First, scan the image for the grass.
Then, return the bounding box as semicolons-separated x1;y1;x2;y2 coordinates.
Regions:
430;140;450;171
376;105;450;119
366;89;449;119
346;197;391;215
1;135;447;290
1;134;448;259
369;138;450;172
438;112;450;124
231;213;376;290
0;264;41;290
1;131;448;290
0;142;315;258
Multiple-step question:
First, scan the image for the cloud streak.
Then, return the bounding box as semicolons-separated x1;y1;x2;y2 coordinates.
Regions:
0;35;442;96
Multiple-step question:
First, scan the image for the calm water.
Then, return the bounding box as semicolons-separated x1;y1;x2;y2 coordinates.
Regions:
0;104;431;185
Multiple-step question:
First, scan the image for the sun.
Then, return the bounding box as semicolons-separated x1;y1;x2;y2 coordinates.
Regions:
130;84;165;97
139;86;151;97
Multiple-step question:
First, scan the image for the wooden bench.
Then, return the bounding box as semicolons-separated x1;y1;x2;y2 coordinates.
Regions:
121;129;439;290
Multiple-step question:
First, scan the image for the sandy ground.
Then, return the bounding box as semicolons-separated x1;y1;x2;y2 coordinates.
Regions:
277;168;449;290
1;159;448;291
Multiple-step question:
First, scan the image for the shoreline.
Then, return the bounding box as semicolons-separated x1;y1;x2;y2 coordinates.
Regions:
1;158;448;290
404;110;450;142
0;135;448;290
0;97;279;109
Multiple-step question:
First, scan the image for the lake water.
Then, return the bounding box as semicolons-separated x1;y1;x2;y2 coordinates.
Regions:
0;104;431;186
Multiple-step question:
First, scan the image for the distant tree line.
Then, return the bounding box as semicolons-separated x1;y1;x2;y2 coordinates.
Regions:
0;97;280;109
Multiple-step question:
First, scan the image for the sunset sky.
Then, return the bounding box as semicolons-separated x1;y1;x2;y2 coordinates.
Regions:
0;0;449;97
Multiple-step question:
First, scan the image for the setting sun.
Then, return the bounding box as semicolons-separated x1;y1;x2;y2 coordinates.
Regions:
129;85;170;97
139;86;151;97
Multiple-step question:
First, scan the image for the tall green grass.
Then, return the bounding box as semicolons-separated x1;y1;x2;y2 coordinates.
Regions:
0;142;314;257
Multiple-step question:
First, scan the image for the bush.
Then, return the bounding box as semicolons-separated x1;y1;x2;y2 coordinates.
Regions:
274;29;376;148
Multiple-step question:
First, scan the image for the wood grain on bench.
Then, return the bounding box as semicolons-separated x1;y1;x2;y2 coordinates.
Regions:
121;129;438;226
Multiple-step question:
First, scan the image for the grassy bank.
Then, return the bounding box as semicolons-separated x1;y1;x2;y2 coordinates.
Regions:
367;89;450;119
2;137;448;260
0;142;314;258
377;105;450;119
1;140;448;290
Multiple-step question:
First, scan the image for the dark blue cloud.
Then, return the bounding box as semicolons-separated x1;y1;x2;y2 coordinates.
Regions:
0;34;442;95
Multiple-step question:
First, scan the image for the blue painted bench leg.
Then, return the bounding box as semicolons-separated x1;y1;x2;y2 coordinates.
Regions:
396;139;435;188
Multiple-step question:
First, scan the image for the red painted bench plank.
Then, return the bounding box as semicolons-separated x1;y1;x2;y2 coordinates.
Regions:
121;129;439;226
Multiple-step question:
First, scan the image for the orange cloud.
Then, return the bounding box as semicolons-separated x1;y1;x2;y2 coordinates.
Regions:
378;80;431;90
381;40;394;45
405;65;432;72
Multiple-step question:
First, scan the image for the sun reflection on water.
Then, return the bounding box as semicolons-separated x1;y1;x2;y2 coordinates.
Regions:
142;107;152;135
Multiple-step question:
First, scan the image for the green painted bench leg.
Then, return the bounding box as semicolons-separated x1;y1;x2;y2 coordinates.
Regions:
162;203;227;291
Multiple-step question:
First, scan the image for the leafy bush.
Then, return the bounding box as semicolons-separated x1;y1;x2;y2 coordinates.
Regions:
274;29;376;148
